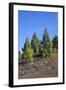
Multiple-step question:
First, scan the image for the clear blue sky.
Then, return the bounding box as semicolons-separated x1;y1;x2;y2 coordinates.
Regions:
18;10;58;52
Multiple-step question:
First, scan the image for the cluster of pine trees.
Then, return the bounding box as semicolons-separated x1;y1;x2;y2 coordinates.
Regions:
19;28;58;63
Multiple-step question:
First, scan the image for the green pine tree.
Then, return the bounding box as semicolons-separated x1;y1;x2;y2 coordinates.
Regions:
18;51;22;62
31;32;41;55
52;35;58;49
42;28;53;57
52;35;58;53
22;38;33;63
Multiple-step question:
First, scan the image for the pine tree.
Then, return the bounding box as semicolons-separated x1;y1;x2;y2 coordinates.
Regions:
22;38;33;63
52;35;58;49
18;51;22;62
31;32;41;55
42;28;53;57
52;35;58;53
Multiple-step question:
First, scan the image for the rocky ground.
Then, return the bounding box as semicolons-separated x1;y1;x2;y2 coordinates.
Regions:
18;54;58;79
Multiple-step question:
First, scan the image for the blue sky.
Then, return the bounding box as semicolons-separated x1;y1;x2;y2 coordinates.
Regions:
18;10;58;52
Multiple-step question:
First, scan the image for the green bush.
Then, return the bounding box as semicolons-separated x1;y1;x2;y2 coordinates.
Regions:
53;48;58;53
